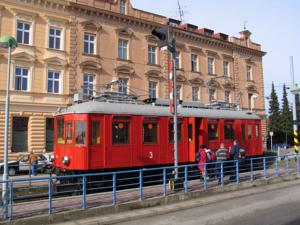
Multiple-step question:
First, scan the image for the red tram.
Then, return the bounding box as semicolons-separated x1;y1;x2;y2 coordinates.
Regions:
53;95;263;174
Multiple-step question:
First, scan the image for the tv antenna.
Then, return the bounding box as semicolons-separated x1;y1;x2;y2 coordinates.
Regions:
177;0;188;22
243;20;248;30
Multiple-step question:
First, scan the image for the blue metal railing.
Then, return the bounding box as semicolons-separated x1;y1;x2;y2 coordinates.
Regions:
1;153;299;220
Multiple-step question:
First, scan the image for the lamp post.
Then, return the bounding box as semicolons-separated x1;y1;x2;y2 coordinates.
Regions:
0;36;17;219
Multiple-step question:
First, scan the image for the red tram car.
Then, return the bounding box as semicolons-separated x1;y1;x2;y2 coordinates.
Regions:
53;95;263;174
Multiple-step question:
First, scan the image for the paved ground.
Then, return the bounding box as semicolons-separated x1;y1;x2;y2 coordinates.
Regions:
52;178;300;225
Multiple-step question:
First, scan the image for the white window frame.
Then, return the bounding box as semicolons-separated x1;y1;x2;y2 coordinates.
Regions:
118;39;128;60
191;54;198;72
176;85;182;100
223;61;229;77
16;21;31;45
247;65;252;81
175;51;181;69
49;27;62;50
83;74;94;96
84;32;96;55
209;89;216;103
148;81;157;99
248;93;253;109
119;78;128;94
45;17;67;51
120;0;126;14
225;90;231;103
47;70;61;94
148;45;157;65
14;66;29;91
192;86;199;101
208;57;215;75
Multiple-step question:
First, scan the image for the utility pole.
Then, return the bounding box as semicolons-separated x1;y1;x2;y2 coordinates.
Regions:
152;26;179;179
290;56;299;153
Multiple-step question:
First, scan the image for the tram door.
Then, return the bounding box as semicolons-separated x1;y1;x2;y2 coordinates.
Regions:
89;116;104;169
188;117;202;162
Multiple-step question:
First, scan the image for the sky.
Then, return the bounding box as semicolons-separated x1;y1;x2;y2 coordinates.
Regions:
131;0;300;107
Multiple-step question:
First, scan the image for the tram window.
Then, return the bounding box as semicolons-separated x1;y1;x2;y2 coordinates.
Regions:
66;122;73;144
143;122;158;144
255;124;260;139
188;124;193;141
169;121;182;143
91;121;100;144
242;124;246;140
248;124;252;140
224;122;234;140
112;121;129;144
208;123;218;140
75;121;86;145
56;118;65;144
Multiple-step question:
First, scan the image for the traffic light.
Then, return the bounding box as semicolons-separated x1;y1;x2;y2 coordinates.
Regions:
152;26;171;49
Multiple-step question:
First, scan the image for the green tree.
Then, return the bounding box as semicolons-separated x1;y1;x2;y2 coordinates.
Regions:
280;84;293;145
268;83;281;133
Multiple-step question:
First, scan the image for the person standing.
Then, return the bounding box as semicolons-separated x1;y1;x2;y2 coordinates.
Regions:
28;151;38;176
216;143;228;184
229;140;241;181
198;144;208;178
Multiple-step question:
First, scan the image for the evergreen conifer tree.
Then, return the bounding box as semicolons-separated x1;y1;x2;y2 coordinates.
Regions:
280;84;293;145
268;83;281;134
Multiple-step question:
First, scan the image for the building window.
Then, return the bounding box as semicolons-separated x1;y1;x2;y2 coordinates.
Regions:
119;78;128;94
148;81;157;99
75;121;86;145
191;54;198;72
223;61;229;77
248;93;253;109
12;117;28;152
49;27;61;50
148;45;157;64
192;87;199;101
120;0;126;14
208;120;218;140
176;85;181;100
224;121;234;140
47;70;60;94
46;118;54;152
175;51;180;69
247;65;252;81
84;33;95;54
169;119;182;143
14;67;28;91
91;121;101;144
112;121;130;144
209;89;216;103
83;74;94;96
118;39;128;60
225;90;230;103
208;57;214;75
16;21;30;45
143;120;158;144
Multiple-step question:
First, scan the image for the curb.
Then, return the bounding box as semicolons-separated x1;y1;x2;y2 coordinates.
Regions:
1;175;300;225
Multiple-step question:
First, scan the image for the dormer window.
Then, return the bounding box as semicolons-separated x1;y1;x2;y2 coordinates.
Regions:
120;0;126;15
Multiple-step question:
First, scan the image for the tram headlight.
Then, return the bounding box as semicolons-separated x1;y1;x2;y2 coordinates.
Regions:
62;156;70;166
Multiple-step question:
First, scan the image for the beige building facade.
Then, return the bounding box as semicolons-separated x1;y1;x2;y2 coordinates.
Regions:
0;0;266;160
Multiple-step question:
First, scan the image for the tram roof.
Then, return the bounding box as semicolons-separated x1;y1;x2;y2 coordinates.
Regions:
58;101;260;120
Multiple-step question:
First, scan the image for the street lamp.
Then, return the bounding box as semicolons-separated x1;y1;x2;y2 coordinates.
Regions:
0;36;17;219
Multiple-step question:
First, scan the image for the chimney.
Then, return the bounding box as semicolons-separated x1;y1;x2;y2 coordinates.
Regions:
239;30;252;47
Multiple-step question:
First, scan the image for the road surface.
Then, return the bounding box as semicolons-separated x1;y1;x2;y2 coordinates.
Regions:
116;184;300;225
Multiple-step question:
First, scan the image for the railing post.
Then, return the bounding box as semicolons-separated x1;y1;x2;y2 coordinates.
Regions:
112;173;117;205
276;155;279;177
285;155;289;176
9;181;13;220
250;158;254;181
236;160;239;184
82;175;87;209
263;157;267;178
221;162;224;187
163;168;167;196
184;166;188;193
48;174;52;215
139;171;143;200
204;164;207;191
